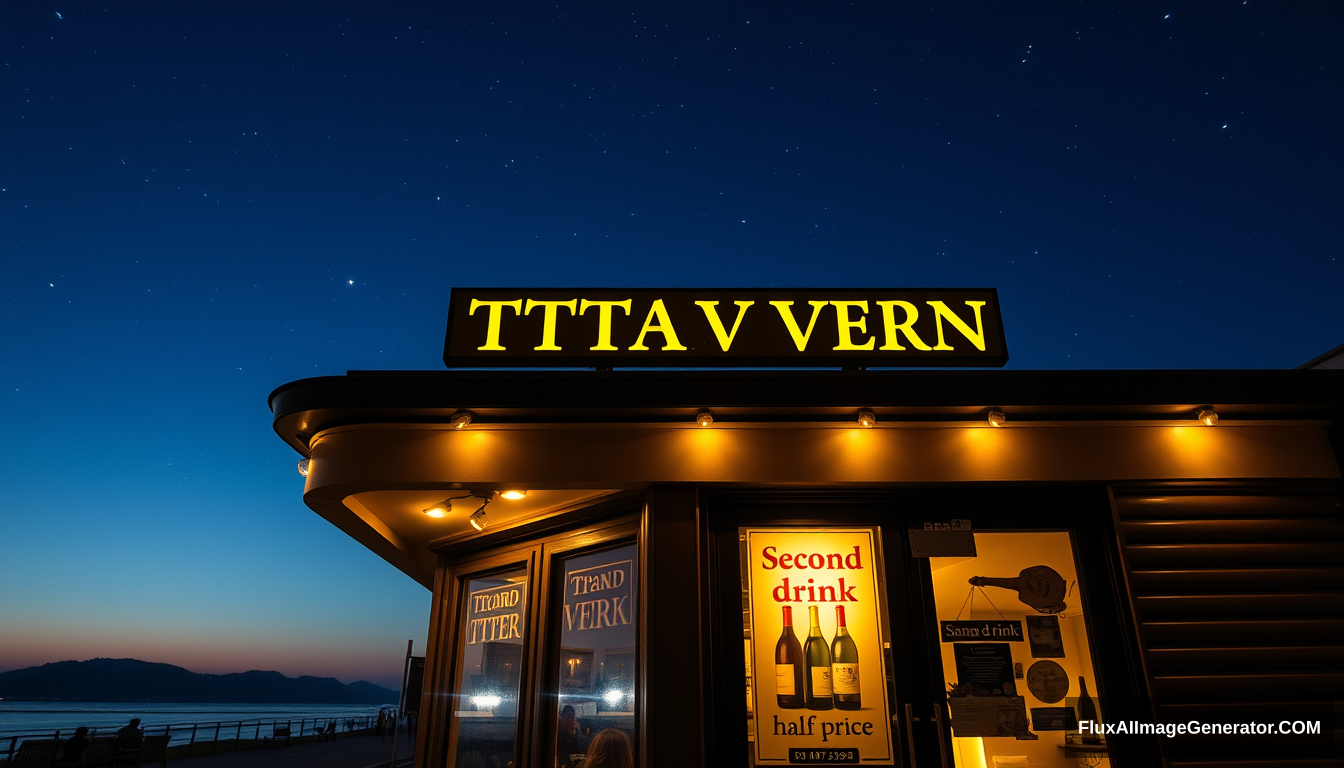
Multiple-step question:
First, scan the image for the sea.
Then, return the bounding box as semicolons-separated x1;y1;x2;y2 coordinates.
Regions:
0;701;388;741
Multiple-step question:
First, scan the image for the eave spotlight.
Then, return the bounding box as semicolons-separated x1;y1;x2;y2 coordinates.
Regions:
296;458;310;477
696;408;714;427
469;490;494;530
499;490;529;501
469;506;490;531
423;498;454;518
450;410;474;429
856;408;876;428
987;409;1007;427
1196;407;1219;426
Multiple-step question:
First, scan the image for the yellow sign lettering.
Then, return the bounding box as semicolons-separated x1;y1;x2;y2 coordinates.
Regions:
875;300;933;351
830;301;875;350
524;299;578;351
695;300;755;351
579;299;633;351
629;299;688;351
769;300;829;352
469;299;524;351
928;300;987;351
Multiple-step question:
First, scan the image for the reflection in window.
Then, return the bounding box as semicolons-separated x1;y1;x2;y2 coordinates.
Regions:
553;543;638;768
453;568;528;767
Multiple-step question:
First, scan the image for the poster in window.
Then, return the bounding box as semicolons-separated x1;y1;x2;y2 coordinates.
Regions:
1025;615;1065;658
744;527;894;764
952;643;1016;697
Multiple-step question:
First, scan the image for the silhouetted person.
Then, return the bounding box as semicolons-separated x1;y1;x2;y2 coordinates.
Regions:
58;726;92;763
578;729;632;768
376;709;388;738
115;718;143;749
556;705;587;767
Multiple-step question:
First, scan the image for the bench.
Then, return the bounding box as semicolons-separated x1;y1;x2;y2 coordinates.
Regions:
261;727;291;748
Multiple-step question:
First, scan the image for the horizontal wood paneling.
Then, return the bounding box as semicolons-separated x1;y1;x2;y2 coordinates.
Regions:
1146;645;1344;673
1134;592;1344;620
1114;486;1344;768
1120;517;1344;542
1125;541;1342;568
1127;567;1344;593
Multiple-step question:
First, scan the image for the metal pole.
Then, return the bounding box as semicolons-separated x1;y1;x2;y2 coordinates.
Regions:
188;724;198;756
390;639;413;768
211;723;221;753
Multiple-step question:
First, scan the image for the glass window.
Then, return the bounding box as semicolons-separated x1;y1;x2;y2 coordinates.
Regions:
929;532;1107;768
552;542;639;768
451;567;529;767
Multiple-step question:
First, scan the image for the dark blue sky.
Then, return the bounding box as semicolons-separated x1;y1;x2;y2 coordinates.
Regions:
2;2;1340;687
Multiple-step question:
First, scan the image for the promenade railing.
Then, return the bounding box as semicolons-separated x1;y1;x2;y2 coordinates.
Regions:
1;713;382;763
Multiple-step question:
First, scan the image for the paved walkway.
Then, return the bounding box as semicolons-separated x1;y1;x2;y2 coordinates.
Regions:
168;733;414;768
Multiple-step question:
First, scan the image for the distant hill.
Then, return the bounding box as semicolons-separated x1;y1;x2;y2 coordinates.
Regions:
0;659;399;704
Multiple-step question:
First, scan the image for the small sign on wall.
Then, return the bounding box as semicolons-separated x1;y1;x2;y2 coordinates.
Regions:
940;620;1023;642
908;520;976;558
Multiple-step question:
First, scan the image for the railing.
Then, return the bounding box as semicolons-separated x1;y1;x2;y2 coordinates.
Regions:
2;714;381;763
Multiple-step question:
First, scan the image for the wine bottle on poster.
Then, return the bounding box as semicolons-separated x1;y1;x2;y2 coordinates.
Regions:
775;606;806;708
804;605;834;710
831;605;861;710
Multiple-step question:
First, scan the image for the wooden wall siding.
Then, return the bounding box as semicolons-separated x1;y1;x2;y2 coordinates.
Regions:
1113;487;1344;768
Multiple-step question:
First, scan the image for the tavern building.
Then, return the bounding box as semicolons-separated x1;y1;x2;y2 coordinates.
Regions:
269;290;1343;768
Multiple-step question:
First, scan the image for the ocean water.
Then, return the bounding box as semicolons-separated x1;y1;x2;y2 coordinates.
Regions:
0;701;387;740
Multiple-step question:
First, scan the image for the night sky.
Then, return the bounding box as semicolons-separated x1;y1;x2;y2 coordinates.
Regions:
2;3;1340;689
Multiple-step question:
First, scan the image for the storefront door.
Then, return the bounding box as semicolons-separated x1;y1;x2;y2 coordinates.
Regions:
709;487;1148;768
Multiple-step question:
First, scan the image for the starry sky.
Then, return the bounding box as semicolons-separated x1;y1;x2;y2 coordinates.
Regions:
1;2;1340;690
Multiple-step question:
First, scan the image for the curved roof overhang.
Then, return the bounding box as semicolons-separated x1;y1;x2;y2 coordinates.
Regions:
269;369;1343;586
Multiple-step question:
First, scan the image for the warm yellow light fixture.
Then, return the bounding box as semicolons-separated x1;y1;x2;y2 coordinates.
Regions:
469;507;490;530
296;458;310;477
467;490;495;530
423;499;454;518
1196;407;1218;426
696;408;714;427
987;409;1007;427
856;408;876;428
450;410;474;429
499;490;529;501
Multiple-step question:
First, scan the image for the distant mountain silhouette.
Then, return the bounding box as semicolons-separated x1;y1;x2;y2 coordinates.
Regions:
0;659;399;704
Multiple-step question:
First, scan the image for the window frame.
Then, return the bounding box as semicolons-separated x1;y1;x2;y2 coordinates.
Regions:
425;500;642;768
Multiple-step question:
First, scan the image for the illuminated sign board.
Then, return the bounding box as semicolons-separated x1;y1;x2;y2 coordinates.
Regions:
443;288;1006;367
744;527;894;765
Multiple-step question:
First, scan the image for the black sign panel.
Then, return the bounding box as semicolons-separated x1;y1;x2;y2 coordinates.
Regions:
402;656;424;714
1029;707;1078;731
953;643;1016;697
940;620;1024;643
443;288;1007;367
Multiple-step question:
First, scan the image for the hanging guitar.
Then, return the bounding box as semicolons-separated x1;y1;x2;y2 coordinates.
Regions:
968;565;1068;614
